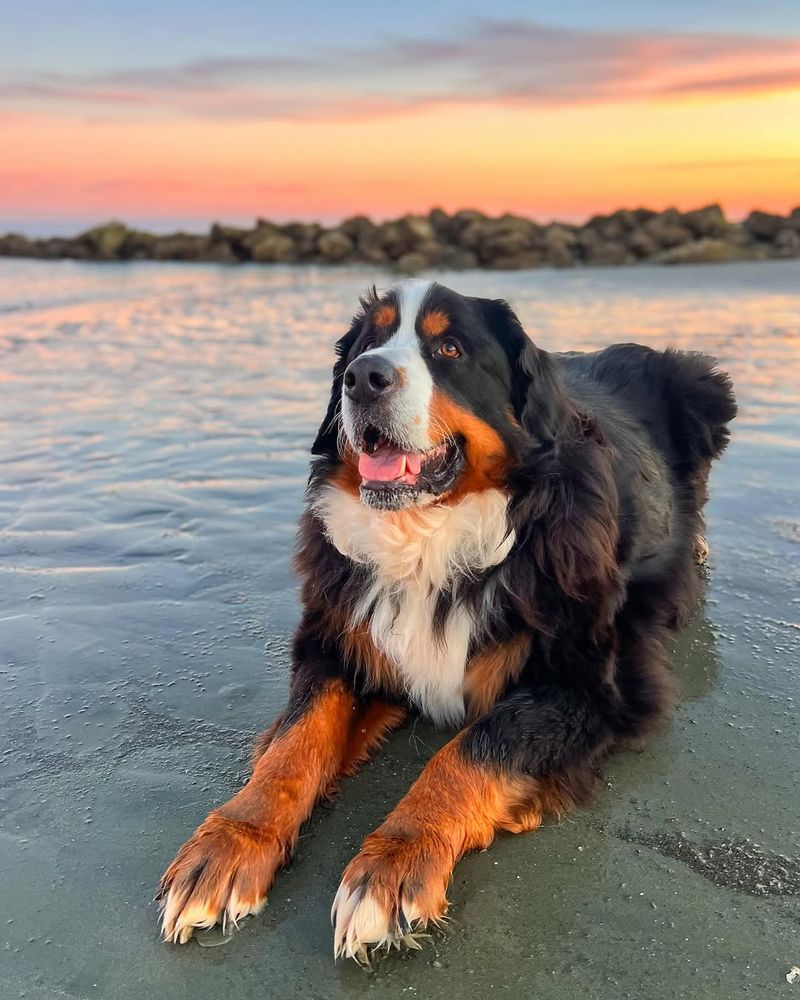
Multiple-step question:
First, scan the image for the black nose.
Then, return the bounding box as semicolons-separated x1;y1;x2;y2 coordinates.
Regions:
343;354;399;404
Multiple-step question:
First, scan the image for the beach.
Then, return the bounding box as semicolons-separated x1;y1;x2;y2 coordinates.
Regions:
0;258;798;999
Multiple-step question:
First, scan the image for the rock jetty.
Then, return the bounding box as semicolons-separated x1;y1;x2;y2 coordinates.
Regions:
2;205;799;271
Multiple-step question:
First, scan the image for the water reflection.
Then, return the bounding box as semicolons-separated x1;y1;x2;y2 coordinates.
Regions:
670;602;720;705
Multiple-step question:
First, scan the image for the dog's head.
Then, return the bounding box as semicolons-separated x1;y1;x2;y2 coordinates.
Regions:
312;280;570;510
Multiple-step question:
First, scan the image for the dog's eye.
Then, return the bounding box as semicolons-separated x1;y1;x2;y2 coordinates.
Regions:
360;337;376;353
437;340;461;359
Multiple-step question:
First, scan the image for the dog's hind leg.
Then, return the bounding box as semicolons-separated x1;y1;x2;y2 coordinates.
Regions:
694;534;709;565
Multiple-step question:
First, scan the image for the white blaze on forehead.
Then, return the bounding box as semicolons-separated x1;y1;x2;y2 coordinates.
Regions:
390;279;435;349
342;279;435;452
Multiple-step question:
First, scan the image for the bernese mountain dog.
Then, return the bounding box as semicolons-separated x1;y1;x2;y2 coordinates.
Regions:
158;279;736;962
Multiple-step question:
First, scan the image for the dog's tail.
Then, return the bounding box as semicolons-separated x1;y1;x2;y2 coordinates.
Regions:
659;349;737;469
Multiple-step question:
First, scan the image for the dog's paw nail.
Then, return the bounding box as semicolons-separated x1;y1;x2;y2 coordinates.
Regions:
331;869;436;963
157;816;278;944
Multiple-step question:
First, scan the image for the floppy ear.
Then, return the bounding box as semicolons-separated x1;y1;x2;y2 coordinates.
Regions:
310;319;360;456
476;298;573;446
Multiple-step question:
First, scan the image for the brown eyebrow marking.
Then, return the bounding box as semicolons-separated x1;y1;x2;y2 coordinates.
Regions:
373;302;397;327
421;310;449;337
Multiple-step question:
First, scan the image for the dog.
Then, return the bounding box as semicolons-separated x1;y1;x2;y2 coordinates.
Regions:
158;279;736;961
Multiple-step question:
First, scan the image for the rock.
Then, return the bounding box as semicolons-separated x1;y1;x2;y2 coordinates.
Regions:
355;236;389;265
244;225;295;262
744;210;786;240
151;232;210;260
774;227;800;254
496;212;540;232
428;207;452;238
241;222;297;263
375;222;410;259
414;240;444;266
339;215;385;260
459;214;538;260
438;247;479;270
627;228;660;259
578;227;631;264
586;209;638;241
281;222;322;259
682;204;728;237
339;215;375;241
210;222;247;243
39;238;91;259
384;239;442;269
613;209;639;232
119;229;157;259
450;208;487;232
373;214;438;260
252;232;297;263
398;214;436;245
208;223;250;260
0;233;35;256
478;226;535;264
656;238;764;265
583;240;632;266
643;209;693;248
78;220;129;259
450;210;489;249
544;223;578;245
488;250;543;270
317;229;354;262
203;241;239;263
395;251;431;274
542;223;578;267
455;218;487;251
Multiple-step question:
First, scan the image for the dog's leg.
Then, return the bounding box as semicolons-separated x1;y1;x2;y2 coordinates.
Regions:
332;686;612;962
158;674;405;943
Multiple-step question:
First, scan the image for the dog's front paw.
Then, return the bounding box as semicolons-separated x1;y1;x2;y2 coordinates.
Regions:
157;812;284;943
331;832;450;963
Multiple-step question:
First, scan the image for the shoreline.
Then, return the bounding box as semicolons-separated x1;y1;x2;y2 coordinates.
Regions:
2;205;799;272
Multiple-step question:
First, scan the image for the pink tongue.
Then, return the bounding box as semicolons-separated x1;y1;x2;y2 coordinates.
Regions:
358;445;422;483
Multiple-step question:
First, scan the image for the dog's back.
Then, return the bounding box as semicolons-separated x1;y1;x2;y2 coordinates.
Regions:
559;343;737;475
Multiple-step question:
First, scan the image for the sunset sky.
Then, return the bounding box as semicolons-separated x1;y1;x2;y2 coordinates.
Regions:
2;1;799;234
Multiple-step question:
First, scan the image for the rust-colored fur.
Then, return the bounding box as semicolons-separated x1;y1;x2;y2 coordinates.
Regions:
464;633;532;718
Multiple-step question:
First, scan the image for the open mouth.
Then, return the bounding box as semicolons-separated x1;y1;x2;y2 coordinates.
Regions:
357;425;463;509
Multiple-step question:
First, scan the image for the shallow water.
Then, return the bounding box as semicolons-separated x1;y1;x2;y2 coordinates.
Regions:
0;259;798;999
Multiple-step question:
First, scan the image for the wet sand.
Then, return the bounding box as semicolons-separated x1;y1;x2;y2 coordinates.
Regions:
0;259;798;998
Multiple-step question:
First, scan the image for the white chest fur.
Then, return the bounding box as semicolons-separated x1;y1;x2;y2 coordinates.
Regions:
313;487;515;724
